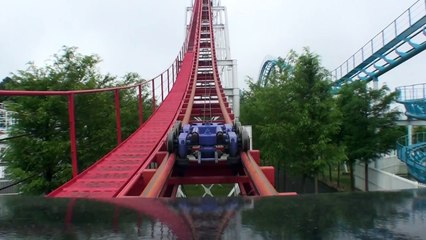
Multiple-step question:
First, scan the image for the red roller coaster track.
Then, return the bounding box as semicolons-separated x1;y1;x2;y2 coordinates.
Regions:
1;0;295;198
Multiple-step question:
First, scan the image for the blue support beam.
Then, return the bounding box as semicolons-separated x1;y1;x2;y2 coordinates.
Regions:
397;84;426;183
332;0;426;91
397;133;426;183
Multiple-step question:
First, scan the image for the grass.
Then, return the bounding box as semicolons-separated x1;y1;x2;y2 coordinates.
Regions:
181;184;235;197
319;168;352;192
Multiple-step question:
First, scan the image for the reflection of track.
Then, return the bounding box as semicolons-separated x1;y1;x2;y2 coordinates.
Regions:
170;198;253;239
46;0;289;198
93;198;195;239
64;197;254;239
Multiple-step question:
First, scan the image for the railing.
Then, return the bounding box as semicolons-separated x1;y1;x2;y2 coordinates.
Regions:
396;83;426;101
0;46;186;178
332;0;426;81
396;132;426;174
0;179;19;194
397;132;426;147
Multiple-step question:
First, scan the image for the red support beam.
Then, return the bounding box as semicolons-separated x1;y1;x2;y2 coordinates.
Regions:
161;74;164;102
175;58;179;77
172;64;175;84
167;69;170;93
140;154;176;198
138;85;143;125
151;80;156;112
67;94;78;178
114;89;122;144
238;182;247;196
250;150;261;165
0;81;151;96
168;176;250;185
241;152;278;196
261;166;275;187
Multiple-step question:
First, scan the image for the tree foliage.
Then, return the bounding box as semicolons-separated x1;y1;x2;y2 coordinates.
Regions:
241;49;344;192
241;48;403;193
0;77;13;102
2;47;153;194
337;81;402;191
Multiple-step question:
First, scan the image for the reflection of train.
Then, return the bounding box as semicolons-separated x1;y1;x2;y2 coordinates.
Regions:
2;189;426;239
171;197;254;239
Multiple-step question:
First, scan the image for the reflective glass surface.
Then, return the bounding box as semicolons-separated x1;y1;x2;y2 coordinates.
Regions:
0;189;425;239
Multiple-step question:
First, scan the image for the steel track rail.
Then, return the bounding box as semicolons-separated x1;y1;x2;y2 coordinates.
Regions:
138;0;288;198
34;0;286;198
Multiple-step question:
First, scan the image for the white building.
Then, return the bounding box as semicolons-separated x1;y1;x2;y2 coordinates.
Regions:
186;0;240;119
0;103;16;193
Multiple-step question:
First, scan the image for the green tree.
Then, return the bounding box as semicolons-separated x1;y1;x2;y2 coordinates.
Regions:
2;47;152;194
337;81;401;191
279;49;343;192
0;77;13;102
241;49;344;193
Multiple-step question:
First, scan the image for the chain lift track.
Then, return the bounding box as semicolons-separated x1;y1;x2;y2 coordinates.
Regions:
3;0;290;198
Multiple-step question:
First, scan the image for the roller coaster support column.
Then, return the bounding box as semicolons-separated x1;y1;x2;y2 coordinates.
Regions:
140;154;176;198
138;85;143;125
167;69;170;93
408;124;413;145
232;60;240;118
373;79;379;90
151;80;156;111
68;93;78;178
114;89;122;144
161;74;164;102
241;152;277;196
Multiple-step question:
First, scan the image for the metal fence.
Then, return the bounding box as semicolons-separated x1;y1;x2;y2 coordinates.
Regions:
396;83;426;101
0;180;19;195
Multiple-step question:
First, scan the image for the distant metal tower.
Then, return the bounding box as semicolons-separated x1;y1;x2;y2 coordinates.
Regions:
186;0;240;118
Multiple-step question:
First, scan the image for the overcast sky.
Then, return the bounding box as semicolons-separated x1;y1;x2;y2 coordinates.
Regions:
0;0;424;91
